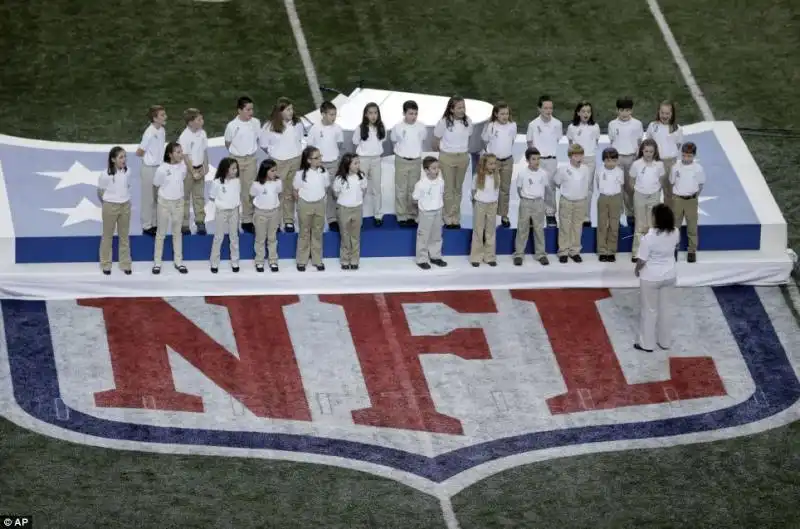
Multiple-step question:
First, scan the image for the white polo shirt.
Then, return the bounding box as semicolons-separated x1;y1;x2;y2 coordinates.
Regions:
516;167;547;199
98;168;131;204
224;117;261;157
153;163;186;200
595;166;624;196
251;180;282;210
609;117;644;156
333;174;368;207
306;123;343;163
139;124;166;166
554;164;590;200
670;161;706;196
209;178;241;210
391;121;428;159
293;168;328;202
413;176;445;211
260;121;304;161
352;125;385;157
473;174;499;203
481;121;517;159
637;228;680;282
566;122;601;157
646;122;683;160
631;159;665;195
178;127;208;167
434;117;473;153
526;116;562;157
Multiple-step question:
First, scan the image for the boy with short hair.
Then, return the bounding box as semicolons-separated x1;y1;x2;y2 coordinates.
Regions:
526;95;562;227
224;96;261;233
178;108;208;235
670;142;705;263
135;105;167;236
595;147;625;261
554;144;590;263
513;147;549;266
307;100;344;230
608;97;644;223
391;100;428;227
412;156;447;270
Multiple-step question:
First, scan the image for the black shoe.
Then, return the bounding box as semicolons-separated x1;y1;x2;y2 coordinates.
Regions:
570;255;582;263
181;226;191;235
631;257;637;263
539;256;550;266
445;224;458;230
102;269;111;275
634;343;654;353
487;261;497;267
341;264;350;270
374;218;383;227
329;221;340;232
232;266;239;273
546;216;557;227
559;256;568;263
471;262;480;267
626;216;635;226
453;223;461;229
241;223;255;234
599;255;608;262
123;269;132;275
144;227;157;236
152;266;161;275
501;217;511;228
351;264;359;270
315;264;325;271
270;264;279;272
284;223;295;233
196;223;207;235
582;221;591;228
513;257;523;266
608;255;616;263
430;258;447;267
211;267;218;274
398;220;409;227
297;264;306;272
407;219;418;227
417;262;431;270
174;264;188;274
688;252;697;263
256;265;264;273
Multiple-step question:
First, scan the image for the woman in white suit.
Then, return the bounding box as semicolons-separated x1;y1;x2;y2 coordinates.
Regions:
634;203;680;352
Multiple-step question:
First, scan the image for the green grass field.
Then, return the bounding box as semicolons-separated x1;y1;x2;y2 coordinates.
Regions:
1;0;799;527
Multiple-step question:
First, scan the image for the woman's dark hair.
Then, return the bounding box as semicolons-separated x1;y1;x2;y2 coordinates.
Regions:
215;157;239;183
652;203;676;233
335;153;365;184
359;103;386;141
107;146;126;175
163;141;181;163
256;159;277;184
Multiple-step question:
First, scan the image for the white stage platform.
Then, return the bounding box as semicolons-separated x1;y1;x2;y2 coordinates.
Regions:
0;251;791;301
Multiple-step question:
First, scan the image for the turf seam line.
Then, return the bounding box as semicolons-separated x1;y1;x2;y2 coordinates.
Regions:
646;0;716;121
283;0;324;107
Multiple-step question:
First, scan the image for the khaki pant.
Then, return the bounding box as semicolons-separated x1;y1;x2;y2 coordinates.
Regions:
394;157;422;221
470;200;498;263
276;156;302;225
584;157;596;221
557;197;586;256
338;205;363;265
673;195;699;252
182;169;206;227
254;206;280;266
597;193;623;255
439;151;470;224
139;164;158;230
100;201;131;271
296;198;325;266
632;190;661;255
154;197;184;266
639;277;676;350
416;208;443;264
540;158;558;216
618;154;635;216
497;157;514;218
323;160;340;223
210;207;240;267
360;155;383;220
662;157;676;208
232;155;257;224
514;197;546;259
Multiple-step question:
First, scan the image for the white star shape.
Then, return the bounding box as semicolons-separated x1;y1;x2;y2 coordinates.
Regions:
42;197;103;227
38;161;102;190
698;196;717;216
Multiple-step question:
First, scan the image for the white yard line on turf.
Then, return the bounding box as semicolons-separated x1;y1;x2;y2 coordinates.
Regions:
646;0;716;121
283;0;324;107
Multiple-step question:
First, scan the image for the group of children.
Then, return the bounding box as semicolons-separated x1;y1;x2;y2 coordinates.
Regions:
97;95;705;274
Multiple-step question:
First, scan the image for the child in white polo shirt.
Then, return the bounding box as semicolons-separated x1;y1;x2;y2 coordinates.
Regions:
630;139;666;260
646;101;683;208
670;142;705;263
513;147;549;266
554;144;590;263
566;100;601;226
98;146;133;275
353;102;388;227
412;156;447;269
482;102;517;228
136;105;166;236
251;159;282;273
433;96;473;229
391;100;428;227
526;95;562;227
178;108;208;235
209;157;242;274
307;101;344;230
333;153;368;270
608;97;644;223
224;96;261;234
595;147;625;262
152;142;187;275
293;146;329;271
470;154;500;267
